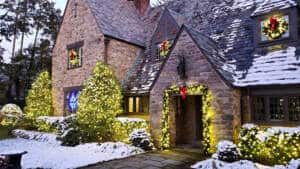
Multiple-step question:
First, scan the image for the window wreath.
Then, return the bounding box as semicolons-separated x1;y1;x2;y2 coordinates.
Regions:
69;49;80;67
159;40;172;58
262;15;288;40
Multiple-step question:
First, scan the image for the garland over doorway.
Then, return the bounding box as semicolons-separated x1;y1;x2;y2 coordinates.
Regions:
160;85;216;154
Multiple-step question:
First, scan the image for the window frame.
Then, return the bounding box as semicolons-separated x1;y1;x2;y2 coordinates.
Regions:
251;94;300;125
124;96;149;115
63;86;83;115
66;41;84;70
258;14;291;43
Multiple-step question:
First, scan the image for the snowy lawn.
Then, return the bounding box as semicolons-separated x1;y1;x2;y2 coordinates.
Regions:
0;130;144;169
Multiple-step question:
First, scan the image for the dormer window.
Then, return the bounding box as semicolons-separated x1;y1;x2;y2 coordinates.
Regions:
260;14;290;42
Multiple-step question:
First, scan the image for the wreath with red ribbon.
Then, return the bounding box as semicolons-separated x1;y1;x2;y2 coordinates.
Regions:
69;49;79;66
160;40;171;57
262;15;288;40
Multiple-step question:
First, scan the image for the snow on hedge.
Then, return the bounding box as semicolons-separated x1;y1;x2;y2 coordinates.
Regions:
12;129;61;145
0;138;144;169
117;117;146;123
191;159;259;169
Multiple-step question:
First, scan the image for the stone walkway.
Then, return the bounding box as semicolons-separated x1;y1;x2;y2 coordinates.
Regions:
80;149;205;169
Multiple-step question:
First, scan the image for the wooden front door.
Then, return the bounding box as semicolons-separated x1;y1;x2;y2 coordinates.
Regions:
175;95;203;147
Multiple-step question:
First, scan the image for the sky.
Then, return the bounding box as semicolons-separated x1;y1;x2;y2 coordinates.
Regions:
2;0;159;63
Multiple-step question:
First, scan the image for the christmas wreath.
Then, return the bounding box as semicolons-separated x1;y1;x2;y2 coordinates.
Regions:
69;49;80;66
160;40;171;57
262;15;288;40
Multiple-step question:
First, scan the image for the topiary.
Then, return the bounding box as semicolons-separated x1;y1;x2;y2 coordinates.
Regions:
129;129;154;151
76;62;123;143
24;71;53;121
217;140;241;162
0;104;23;128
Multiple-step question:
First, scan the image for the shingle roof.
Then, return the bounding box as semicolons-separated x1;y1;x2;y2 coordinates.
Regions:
234;46;300;87
86;0;300;91
85;0;147;47
252;0;298;16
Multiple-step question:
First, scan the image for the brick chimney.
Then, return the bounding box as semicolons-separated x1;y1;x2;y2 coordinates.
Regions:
128;0;150;15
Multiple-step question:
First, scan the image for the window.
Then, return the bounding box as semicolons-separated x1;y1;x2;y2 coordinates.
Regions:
252;96;300;123
127;97;141;113
260;14;290;42
64;88;82;114
288;96;300;121
72;2;78;18
68;47;82;69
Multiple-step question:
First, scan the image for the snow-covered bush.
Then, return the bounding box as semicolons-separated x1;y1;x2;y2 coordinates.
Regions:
129;129;154;151
117;117;149;141
12;129;61;145
216;140;240;162
238;124;300;165
0;104;23;128
191;159;258;169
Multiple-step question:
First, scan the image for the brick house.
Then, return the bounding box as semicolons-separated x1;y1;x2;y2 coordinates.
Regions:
52;0;300;147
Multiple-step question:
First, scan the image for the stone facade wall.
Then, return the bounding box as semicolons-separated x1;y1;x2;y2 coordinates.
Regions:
52;0;141;115
107;39;141;80
149;30;241;146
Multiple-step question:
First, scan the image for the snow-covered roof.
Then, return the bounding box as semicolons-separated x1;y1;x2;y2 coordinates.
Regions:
234;46;300;87
252;0;298;17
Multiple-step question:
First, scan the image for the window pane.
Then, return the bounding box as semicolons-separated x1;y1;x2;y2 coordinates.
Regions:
270;97;285;120
136;97;140;113
288;96;300;121
253;97;265;121
128;97;134;113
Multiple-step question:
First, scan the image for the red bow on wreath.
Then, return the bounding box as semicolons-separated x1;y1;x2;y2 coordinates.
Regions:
69;50;77;59
269;16;278;31
180;87;187;100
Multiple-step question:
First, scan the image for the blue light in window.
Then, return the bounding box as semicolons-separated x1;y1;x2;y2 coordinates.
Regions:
68;90;80;113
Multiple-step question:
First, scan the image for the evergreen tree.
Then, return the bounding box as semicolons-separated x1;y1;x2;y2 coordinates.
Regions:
76;62;123;142
25;71;53;119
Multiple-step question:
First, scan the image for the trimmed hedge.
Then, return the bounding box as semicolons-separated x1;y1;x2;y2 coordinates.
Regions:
238;124;300;165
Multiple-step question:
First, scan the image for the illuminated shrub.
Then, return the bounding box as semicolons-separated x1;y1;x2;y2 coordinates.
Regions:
0;104;23;128
76;62;123;143
238;124;300;165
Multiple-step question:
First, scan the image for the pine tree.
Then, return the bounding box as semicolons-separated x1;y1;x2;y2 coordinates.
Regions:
76;62;123;142
25;71;53;119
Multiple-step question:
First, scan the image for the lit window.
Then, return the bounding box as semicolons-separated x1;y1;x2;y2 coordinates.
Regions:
68;47;82;69
127;97;142;114
64;89;82;114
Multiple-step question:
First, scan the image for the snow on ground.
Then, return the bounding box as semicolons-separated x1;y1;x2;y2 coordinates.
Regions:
0;130;144;169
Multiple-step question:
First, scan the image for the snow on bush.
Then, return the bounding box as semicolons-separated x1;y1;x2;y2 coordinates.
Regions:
0;104;23;127
191;159;258;169
217;140;240;162
117;117;149;139
238;124;300;165
12;129;61;145
129;129;154;151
